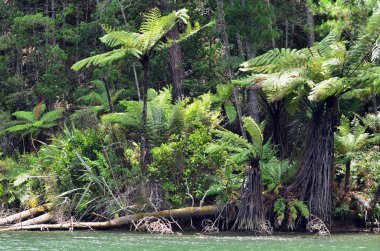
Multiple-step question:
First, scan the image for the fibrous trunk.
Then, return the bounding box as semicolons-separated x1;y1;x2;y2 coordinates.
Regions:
305;0;315;47
233;160;265;231
345;161;351;193
167;26;184;101
288;97;339;224
140;59;149;177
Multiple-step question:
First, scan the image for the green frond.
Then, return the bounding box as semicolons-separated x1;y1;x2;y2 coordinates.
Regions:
39;109;63;124
216;84;233;100
230;149;252;165
4;123;33;134
302;30;341;57
347;9;380;68
102;112;139;128
78;92;107;106
240;48;301;73
257;70;313;102
338;115;351;136
11;111;35;122
100;26;141;49
308;77;346;102
139;8;163;34
231;75;255;87
368;134;380;144
362;112;380;132
274;198;286;225
71;49;127;71
291;199;310;218
212;129;251;149
242;117;263;150
224;103;237;123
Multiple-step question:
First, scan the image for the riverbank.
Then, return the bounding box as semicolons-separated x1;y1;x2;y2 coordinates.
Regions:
1;231;379;251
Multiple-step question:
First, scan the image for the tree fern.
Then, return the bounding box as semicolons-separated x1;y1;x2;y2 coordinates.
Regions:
4;104;63;138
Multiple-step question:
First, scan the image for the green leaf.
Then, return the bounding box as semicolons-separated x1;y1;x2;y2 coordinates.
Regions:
224;103;237;123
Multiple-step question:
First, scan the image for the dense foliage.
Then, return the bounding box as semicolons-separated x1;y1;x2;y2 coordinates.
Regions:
0;0;379;231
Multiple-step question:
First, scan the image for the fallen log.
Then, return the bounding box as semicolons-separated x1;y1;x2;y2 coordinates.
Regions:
352;193;372;210
0;204;53;226
12;212;55;227
0;205;218;232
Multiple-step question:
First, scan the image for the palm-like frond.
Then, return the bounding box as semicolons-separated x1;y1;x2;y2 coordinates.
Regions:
71;49;127;70
4;123;33;134
242;117;263;150
224;103;237;123
301;29;341;58
308;77;346;102
347;9;380;69
240;48;302;73
39;110;64;124
258;70;314;102
100;25;141;49
11;111;35;122
4;103;63;137
212;129;251;150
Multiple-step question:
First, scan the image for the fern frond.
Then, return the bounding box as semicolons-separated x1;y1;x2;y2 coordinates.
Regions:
11;111;35;122
71;49;127;71
347;9;380;68
242;117;263;150
139;8;162;34
301;29;341;57
308;77;346;102
212;129;251;149
224;103;237;123
100;26;141;49
257;70;313;102
4;123;33;134
232;75;255;87
292;199;310;218
39;110;63;124
240;48;302;73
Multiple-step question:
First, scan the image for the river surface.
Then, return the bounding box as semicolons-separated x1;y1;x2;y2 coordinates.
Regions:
0;231;379;251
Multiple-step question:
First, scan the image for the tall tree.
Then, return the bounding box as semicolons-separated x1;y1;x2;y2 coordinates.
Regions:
207;117;269;231
72;8;211;178
217;0;246;138
238;9;380;222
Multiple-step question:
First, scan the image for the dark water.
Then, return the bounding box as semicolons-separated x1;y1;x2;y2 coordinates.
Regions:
0;231;379;251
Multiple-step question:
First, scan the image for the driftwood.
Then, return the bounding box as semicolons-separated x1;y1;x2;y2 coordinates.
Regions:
12;212;55;227
0;204;53;226
0;205;218;232
351;193;372;211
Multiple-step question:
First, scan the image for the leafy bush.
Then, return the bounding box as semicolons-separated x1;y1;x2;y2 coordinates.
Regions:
149;125;231;207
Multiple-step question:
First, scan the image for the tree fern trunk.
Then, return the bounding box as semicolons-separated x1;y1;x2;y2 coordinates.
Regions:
345;161;351;193
167;26;184;101
288;97;339;224
103;80;113;113
233;159;264;231
305;0;315;47
217;0;246;139
140;59;149;177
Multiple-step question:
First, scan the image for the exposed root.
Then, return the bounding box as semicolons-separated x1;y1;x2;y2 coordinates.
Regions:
307;214;330;236
256;220;273;235
134;216;175;235
201;219;219;234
